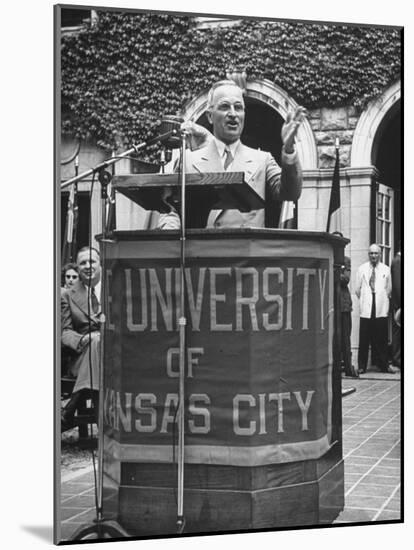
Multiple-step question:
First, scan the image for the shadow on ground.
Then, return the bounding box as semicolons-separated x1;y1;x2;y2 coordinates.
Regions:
21;525;53;543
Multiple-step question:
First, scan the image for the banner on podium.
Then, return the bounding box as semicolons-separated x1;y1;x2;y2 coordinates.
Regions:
103;250;333;466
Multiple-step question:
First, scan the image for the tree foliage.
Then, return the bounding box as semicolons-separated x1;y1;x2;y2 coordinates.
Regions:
61;12;401;154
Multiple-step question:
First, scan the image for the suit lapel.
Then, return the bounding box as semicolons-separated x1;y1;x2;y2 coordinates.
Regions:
192;142;223;226
70;282;91;318
231;144;258;183
191;140;222;173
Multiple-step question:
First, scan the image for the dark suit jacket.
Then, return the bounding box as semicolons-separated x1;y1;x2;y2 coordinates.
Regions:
339;256;352;312
160;139;302;228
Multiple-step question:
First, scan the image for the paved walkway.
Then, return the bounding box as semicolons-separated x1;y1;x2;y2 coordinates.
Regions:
336;375;401;523
58;375;401;541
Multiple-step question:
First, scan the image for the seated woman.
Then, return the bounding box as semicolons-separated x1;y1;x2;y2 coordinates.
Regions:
61;262;79;291
61;263;80;379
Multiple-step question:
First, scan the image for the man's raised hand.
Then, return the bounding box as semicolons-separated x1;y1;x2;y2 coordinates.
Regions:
181;120;213;151
281;106;307;154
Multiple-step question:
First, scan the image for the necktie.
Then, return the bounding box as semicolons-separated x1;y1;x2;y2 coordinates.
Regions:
223;148;233;171
90;287;100;314
369;266;376;293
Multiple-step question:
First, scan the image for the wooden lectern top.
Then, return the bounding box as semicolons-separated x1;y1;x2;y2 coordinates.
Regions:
112;171;264;214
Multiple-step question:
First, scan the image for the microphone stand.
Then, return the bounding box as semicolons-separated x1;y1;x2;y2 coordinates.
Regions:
66;127;180;541
60;129;179;190
70;169;130;541
176;131;187;534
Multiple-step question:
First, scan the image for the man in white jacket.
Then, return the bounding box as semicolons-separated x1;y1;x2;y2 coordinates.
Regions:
355;243;395;374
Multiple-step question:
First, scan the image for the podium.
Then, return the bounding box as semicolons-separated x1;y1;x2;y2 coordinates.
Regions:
100;228;345;535
112;172;265;227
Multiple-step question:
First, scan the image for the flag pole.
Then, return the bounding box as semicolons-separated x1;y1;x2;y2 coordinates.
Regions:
62;154;80;265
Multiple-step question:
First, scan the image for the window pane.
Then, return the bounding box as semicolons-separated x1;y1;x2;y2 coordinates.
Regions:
385;223;390;246
61;8;90;27
376;220;382;243
384;196;390;220
377;193;383;218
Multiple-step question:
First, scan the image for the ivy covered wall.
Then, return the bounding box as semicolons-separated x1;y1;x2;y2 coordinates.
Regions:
61;11;401;156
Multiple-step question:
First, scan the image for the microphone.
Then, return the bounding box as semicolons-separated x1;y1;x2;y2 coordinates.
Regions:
158;115;184;149
62;116;184;190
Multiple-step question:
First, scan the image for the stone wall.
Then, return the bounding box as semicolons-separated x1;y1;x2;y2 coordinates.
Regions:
308;106;360;169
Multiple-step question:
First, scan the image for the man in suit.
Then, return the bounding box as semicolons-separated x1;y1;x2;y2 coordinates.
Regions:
340;255;358;377
61;246;102;431
158;79;306;229
355;243;395;374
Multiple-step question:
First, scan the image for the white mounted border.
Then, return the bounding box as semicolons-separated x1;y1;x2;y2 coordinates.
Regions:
182;78;318;170
350;80;401;167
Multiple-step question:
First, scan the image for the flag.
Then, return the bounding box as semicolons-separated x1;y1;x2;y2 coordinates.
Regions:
62;156;79;264
279;201;297;229
326;143;341;233
62;182;79;264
